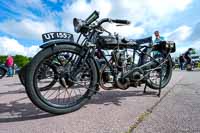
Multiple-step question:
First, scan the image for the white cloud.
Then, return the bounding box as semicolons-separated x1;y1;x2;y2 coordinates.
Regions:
165;25;192;42
0;0;192;40
162;25;193;55
61;0;192;38
163;24;200;56
61;0;112;32
0;0;193;57
0;36;40;57
145;0;192;17
0;19;58;40
105;23;144;37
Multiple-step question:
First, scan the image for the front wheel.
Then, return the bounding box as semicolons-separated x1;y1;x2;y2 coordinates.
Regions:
25;44;98;114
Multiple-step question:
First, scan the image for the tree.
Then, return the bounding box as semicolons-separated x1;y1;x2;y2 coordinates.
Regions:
14;55;30;68
0;56;7;65
0;55;30;68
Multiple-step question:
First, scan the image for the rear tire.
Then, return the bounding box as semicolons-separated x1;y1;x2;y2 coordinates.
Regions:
0;67;6;79
25;44;98;114
146;55;172;90
186;64;192;71
18;64;27;85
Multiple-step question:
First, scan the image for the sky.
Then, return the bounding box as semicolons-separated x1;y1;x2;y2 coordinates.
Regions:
0;0;200;57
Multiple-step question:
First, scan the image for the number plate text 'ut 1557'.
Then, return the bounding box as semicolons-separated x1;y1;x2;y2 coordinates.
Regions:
42;32;74;43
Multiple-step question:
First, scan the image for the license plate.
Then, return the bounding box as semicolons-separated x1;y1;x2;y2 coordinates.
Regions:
42;32;74;43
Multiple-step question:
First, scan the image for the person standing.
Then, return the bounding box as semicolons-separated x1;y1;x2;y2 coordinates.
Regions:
183;48;193;65
179;54;185;70
5;55;14;77
153;30;165;57
154;30;165;43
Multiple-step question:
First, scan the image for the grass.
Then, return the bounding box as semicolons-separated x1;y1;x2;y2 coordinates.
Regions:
125;111;151;133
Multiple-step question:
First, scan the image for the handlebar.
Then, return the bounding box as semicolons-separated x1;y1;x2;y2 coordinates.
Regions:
97;18;131;26
112;19;131;25
73;11;131;34
97;18;111;26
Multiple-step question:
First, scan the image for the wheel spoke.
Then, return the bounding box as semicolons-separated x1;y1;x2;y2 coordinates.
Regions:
32;49;95;109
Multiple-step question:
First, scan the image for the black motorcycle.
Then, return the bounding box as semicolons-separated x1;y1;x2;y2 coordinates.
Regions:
24;11;176;114
0;65;7;79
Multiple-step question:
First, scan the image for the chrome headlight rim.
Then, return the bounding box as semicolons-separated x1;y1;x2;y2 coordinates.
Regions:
73;18;85;33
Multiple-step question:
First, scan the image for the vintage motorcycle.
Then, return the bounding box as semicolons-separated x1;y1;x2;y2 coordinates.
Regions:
24;11;176;114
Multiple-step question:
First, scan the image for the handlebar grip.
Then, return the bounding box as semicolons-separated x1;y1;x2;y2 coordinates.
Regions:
112;19;131;25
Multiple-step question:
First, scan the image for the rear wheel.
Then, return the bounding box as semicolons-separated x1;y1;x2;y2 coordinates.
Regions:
18;64;27;85
0;67;6;79
25;44;98;114
146;54;172;90
186;64;192;71
19;63;57;90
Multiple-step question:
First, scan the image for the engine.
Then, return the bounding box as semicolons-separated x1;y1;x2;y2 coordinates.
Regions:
111;49;126;69
100;49;145;90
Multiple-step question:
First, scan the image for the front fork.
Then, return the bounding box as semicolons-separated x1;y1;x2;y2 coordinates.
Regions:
70;43;98;82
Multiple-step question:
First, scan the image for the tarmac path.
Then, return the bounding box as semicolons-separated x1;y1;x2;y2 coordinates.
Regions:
0;71;184;133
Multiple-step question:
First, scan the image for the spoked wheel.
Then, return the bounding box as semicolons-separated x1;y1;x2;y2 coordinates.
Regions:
18;64;27;85
25;44;98;114
18;63;57;90
186;64;192;71
0;67;6;79
36;62;58;91
146;53;172;90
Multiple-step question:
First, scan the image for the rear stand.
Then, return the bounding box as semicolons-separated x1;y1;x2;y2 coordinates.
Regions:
143;66;162;97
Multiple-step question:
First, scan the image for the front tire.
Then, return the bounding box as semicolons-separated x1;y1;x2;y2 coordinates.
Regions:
25;44;98;114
